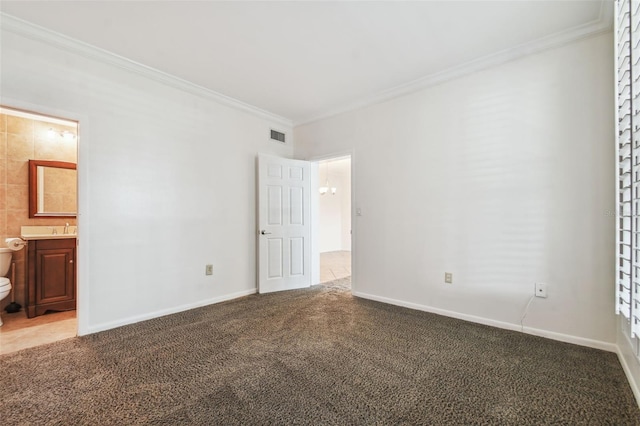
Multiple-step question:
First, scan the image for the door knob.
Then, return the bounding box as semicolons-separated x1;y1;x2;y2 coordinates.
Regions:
261;230;272;235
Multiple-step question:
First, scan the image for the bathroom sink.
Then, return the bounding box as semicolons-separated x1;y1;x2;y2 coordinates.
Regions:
21;226;77;240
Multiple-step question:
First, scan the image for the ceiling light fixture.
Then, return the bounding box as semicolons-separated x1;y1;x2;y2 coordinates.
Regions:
48;128;76;140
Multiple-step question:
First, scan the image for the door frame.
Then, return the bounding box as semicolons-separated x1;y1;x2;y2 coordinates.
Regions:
2;96;90;336
309;150;355;291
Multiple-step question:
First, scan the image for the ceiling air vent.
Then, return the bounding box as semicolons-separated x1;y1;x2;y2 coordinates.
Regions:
270;129;286;143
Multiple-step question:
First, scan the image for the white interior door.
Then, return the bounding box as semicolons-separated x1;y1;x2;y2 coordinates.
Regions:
258;154;311;293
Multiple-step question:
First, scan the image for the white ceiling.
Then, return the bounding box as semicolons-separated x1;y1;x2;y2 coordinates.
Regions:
1;1;608;125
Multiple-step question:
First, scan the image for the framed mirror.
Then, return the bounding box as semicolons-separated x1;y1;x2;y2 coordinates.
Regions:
28;160;77;218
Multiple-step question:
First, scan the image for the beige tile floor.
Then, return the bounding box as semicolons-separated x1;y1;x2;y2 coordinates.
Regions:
320;250;351;283
0;310;77;355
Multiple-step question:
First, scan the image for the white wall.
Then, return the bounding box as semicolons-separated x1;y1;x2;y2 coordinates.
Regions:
295;33;616;346
1;23;293;334
318;159;351;252
318;183;342;252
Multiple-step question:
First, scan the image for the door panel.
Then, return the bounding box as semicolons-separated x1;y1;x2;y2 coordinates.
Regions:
36;247;75;304
289;166;303;180
290;238;304;276
258;155;311;293
267;238;283;279
268;186;283;225
289;187;303;225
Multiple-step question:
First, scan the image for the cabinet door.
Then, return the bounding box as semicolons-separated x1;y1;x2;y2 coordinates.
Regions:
36;247;75;305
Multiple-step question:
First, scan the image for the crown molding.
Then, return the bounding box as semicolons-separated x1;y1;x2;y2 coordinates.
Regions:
0;4;613;131
0;13;294;128
294;2;614;127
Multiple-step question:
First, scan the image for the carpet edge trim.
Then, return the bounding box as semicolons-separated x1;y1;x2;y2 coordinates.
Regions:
352;290;617;352
85;288;257;334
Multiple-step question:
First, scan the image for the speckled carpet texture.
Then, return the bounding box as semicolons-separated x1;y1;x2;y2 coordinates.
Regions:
1;277;639;425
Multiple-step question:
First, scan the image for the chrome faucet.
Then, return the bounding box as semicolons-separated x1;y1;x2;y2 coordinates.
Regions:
64;223;69;234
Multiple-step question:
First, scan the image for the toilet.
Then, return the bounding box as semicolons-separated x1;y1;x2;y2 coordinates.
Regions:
1;244;23;326
0;248;14;326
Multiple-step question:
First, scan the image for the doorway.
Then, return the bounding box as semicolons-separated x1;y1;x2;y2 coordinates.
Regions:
0;106;79;354
315;156;352;286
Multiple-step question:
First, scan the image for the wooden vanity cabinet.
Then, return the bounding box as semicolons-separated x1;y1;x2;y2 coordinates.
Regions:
26;238;76;318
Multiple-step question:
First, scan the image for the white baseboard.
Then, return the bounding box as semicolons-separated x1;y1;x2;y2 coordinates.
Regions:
85;288;256;335
352;291;617;353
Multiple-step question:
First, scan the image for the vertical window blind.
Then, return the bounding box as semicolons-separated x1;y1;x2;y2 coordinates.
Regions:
617;0;640;337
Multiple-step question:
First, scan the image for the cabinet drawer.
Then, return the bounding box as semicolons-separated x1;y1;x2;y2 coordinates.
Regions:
34;238;76;250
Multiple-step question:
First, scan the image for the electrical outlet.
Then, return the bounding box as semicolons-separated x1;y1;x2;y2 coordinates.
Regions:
445;272;453;284
535;282;547;298
205;264;213;276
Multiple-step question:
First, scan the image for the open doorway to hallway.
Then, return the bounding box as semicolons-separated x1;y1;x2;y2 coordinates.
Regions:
316;157;351;285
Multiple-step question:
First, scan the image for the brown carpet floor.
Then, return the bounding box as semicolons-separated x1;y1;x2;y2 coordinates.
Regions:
1;277;639;425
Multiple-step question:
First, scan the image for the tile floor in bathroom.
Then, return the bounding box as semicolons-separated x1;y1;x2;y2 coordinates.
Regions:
0;251;350;356
0;310;77;355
